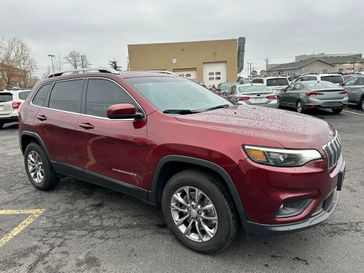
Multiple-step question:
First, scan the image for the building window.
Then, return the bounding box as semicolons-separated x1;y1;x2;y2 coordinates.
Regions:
216;77;221;80
208;72;214;76
215;72;221;75
209;77;214;80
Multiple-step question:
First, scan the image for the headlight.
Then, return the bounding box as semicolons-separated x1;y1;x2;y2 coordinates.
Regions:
243;145;322;167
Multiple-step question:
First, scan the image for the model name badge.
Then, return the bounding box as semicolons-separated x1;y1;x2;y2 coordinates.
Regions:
111;168;137;176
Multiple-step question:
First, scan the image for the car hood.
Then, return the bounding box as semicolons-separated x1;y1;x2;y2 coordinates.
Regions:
175;105;333;149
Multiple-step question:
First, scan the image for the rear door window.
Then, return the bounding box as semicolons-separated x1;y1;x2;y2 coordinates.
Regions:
85;79;136;117
32;84;52;106
0;93;13;102
48;80;83;113
355;77;364;85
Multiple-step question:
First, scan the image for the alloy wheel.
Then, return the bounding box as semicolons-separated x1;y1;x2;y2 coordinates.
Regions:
27;151;45;184
170;186;218;242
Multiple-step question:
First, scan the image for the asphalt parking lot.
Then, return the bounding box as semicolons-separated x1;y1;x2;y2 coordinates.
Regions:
0;107;363;273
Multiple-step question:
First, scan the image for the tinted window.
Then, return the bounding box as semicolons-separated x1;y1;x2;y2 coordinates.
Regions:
301;76;317;81
19;91;30;100
86;79;136;117
33;85;52;106
49;80;83;112
266;78;289;86
252;78;264;84
321;76;343;84
355;77;364;85
0;93;13;102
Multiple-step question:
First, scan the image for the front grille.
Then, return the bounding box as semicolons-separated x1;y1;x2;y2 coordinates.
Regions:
322;131;341;170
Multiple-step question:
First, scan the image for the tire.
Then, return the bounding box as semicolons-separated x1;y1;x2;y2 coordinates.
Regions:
24;143;59;190
332;107;343;114
296;100;304;113
361;97;364;112
0;122;4;129
161;169;238;254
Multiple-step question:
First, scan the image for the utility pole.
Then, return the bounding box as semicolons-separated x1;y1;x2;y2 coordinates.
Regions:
48;54;55;73
247;62;253;78
353;57;356;72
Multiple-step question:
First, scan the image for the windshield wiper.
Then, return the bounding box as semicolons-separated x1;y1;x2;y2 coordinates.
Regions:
200;104;230;112
163;109;199;115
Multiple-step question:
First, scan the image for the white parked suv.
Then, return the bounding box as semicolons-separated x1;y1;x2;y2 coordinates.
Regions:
0;89;30;128
251;77;289;94
295;74;343;86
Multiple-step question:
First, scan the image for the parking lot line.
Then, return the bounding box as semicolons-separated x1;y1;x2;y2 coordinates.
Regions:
0;209;45;248
343;110;364;117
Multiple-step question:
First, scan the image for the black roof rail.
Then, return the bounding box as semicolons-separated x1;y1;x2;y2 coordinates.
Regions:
47;67;120;78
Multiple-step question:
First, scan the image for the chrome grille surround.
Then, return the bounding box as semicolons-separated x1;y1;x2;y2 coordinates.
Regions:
322;131;341;171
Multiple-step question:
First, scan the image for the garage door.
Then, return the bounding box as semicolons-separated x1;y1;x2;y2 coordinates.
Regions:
203;62;227;88
173;69;197;80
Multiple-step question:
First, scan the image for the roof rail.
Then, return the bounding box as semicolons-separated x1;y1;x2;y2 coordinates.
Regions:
47;67;120;78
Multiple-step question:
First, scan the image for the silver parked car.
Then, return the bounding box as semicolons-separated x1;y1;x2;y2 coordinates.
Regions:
342;75;364;111
226;83;278;108
279;81;348;113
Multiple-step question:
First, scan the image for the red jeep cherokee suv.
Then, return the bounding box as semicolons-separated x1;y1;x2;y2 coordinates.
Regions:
19;68;346;253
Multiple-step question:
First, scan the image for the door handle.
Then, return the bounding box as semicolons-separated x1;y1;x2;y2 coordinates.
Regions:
37;114;47;121
79;123;95;130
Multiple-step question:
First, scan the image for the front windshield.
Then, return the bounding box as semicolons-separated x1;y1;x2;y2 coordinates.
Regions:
238;85;270;93
126;77;232;112
266;78;289;86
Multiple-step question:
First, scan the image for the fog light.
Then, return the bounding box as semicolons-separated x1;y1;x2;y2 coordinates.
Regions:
275;198;312;218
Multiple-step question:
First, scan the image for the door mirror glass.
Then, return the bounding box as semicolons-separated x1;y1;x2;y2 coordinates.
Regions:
107;103;143;119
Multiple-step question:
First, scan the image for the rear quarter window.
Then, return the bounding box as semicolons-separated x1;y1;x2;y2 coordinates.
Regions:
32;84;52;106
18;91;31;100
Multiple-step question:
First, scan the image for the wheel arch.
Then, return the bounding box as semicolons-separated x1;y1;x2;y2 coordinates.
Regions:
149;155;247;227
20;131;50;159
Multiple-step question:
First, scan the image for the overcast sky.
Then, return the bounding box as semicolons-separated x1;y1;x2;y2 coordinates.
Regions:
1;0;363;77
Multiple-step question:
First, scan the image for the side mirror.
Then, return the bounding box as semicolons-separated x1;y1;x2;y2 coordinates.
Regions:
107;103;144;120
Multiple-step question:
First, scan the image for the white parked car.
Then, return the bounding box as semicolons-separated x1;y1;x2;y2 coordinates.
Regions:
295;74;344;86
0;89;31;128
251;77;289;94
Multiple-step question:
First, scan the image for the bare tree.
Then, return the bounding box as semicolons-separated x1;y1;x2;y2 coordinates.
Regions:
65;51;89;69
65;50;81;69
0;37;36;89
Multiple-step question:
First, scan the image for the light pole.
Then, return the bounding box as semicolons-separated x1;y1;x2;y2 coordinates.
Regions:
247;62;253;78
48;54;55;73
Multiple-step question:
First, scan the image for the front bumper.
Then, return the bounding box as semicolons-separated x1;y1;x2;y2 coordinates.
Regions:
242;159;346;236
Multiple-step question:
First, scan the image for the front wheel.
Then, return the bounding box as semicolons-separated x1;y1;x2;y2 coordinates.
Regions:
24;143;59;190
162;169;238;254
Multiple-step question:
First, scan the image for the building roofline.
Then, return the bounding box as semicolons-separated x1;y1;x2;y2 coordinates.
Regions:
128;38;238;47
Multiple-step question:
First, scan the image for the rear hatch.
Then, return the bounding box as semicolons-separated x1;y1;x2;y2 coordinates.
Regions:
321;75;343;86
0;93;14;115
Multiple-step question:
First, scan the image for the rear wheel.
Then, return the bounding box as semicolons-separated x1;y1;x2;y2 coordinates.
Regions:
360;97;364;112
0;122;4;129
24;143;59;190
296;100;304;113
332;107;343;114
161;169;238;254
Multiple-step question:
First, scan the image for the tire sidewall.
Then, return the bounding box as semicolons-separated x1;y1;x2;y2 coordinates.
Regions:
162;172;235;253
24;143;52;190
296;100;303;113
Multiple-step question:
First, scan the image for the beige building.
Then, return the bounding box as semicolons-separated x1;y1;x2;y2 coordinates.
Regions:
128;38;244;87
267;53;364;76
